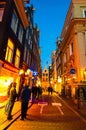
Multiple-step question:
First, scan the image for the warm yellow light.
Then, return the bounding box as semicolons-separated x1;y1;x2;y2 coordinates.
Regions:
25;69;32;77
55;84;57;88
27;69;30;74
58;78;62;83
25;72;28;75
50;81;52;84
58;76;62;83
0;76;14;96
5;38;14;62
72;87;75;96
37;80;41;85
19;69;24;75
15;48;20;67
0;77;13;86
73;75;76;79
67;78;70;81
84;69;86;75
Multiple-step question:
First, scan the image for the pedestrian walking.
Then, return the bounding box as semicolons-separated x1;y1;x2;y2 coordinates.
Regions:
5;82;17;120
48;84;53;95
32;84;38;103
20;79;31;120
37;85;42;99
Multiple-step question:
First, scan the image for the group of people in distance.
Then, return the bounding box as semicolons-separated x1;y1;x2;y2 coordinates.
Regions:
5;79;42;121
32;85;42;102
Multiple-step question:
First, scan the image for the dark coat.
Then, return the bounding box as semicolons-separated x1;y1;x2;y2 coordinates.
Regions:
21;86;31;103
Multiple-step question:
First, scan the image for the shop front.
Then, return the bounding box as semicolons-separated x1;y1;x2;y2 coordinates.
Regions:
0;62;19;102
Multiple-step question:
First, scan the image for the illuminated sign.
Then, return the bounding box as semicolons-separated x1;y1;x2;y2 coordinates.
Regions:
33;71;38;76
70;68;76;74
3;63;19;73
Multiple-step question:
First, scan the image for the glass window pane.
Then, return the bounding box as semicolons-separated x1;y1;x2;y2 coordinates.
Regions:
84;11;86;17
18;25;23;43
5;39;14;63
11;11;18;34
0;8;4;21
14;49;20;68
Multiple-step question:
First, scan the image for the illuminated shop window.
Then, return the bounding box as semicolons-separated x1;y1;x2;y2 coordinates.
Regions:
14;49;20;68
0;76;14;97
11;11;18;34
5;38;14;63
18;24;23;43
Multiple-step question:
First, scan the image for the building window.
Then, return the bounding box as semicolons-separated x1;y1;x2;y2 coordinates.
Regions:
0;2;6;22
11;11;18;34
46;74;48;76
26;51;30;64
83;10;86;18
43;73;45;76
14;49;20;68
18;25;23;43
64;53;67;63
0;8;4;21
70;43;74;55
26;29;29;40
67;47;70;60
28;36;31;45
23;46;27;61
5;38;14;63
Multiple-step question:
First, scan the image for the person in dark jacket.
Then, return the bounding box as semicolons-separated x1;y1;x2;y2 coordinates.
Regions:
48;84;53;95
20;79;31;120
37;85;42;99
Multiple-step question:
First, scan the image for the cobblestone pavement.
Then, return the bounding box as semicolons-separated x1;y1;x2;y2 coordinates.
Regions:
3;93;86;130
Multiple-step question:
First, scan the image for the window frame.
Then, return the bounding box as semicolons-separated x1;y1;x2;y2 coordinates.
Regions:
83;9;86;18
0;8;4;21
0;2;6;22
18;24;23;43
5;38;14;63
14;48;20;68
11;11;18;34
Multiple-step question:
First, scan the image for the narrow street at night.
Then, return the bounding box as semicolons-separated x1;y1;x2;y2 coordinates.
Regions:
0;0;86;130
3;92;86;130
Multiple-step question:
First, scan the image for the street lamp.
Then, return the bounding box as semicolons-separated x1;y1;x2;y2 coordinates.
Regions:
19;69;24;75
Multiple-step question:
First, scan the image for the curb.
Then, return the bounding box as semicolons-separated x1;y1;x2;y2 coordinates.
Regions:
57;95;86;124
0;102;33;130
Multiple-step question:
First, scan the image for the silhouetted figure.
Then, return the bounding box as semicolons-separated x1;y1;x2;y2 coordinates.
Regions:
48;85;53;95
20;79;31;120
32;86;38;102
37;86;42;99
